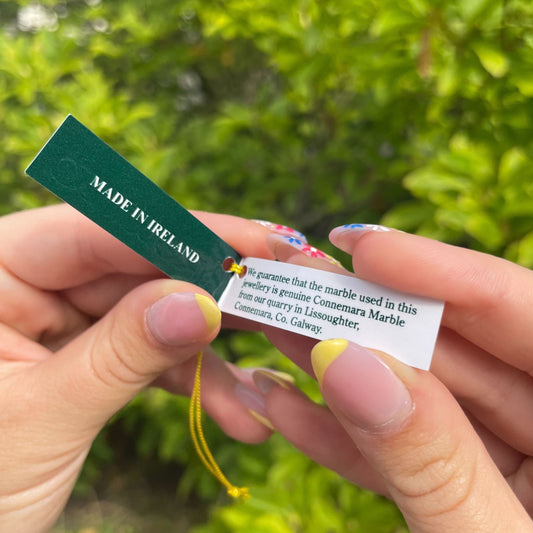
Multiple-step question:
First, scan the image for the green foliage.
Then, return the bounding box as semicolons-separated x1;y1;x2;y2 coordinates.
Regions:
3;0;533;530
3;0;533;258
192;437;406;533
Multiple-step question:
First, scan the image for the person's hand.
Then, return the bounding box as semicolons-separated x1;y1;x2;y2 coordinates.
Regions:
252;226;533;531
0;204;278;532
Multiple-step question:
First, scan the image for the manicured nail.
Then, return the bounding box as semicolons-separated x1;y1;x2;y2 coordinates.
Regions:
248;410;275;430
252;220;308;243
147;293;221;345
266;234;343;267
311;339;413;431
234;383;274;430
329;224;392;254
252;369;294;395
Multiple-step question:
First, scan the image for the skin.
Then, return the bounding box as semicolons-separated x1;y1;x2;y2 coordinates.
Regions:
260;227;533;532
3;205;533;531
0;204;274;532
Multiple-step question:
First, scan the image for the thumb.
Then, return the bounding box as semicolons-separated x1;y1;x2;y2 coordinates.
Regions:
34;279;221;434
311;339;532;532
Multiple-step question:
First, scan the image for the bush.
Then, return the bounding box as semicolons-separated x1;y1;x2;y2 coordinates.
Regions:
3;1;533;531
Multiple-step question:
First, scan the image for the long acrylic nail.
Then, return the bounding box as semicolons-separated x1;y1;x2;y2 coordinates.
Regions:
147;293;221;345
266;234;343;267
252;220;308;243
329;224;391;254
234;383;274;430
252;369;294;395
311;339;413;431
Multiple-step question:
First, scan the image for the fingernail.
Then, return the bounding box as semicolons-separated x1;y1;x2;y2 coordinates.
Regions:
252;220;308;243
329;224;391;254
248;410;275;430
266;234;343;267
234;383;274;430
252;369;294;395
147;293;221;345
311;339;413;431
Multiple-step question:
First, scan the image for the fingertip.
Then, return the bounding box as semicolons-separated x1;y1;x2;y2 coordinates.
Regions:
146;291;221;346
192;211;276;260
313;340;413;432
266;233;344;268
252;220;308;242
252;369;294;394
311;338;348;386
230;383;275;442
329;224;392;254
195;293;222;333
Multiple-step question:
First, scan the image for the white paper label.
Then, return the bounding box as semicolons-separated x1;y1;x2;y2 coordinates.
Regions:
218;258;443;370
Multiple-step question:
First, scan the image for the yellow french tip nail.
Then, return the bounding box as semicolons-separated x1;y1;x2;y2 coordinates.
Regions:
311;339;349;386
195;294;221;333
254;369;294;389
248;410;275;430
270;370;295;384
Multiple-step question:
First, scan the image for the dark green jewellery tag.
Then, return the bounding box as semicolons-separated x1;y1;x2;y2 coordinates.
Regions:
26;115;241;300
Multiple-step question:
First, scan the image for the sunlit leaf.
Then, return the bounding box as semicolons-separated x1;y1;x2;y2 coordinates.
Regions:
472;41;509;78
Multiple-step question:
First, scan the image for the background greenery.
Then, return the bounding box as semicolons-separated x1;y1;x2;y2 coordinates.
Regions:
2;0;533;531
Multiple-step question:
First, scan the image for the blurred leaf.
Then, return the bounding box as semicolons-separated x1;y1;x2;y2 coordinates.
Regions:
465;212;504;249
515;231;533;267
3;0;533;530
472;41;509;78
404;168;472;195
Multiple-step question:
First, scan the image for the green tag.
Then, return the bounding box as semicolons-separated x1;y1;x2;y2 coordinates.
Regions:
26;115;241;300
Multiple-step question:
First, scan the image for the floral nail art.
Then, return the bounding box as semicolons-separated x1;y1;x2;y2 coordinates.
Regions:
341;224;391;232
301;244;326;259
285;236;303;245
252;220;308;243
329;224;394;252
281;236;343;267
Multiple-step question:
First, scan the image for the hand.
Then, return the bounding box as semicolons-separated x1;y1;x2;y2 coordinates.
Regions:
254;226;533;531
0;205;275;532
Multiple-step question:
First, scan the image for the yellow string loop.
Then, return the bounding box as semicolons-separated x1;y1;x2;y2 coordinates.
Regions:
189;351;250;500
228;262;246;276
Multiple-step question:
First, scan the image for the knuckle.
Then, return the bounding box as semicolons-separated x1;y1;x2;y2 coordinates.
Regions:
445;262;511;331
389;433;479;520
87;315;150;390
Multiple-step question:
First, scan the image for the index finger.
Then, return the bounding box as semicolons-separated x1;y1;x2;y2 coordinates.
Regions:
0;204;274;290
330;226;533;374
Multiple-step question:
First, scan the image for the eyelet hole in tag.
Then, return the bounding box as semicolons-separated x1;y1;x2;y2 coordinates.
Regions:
222;257;247;277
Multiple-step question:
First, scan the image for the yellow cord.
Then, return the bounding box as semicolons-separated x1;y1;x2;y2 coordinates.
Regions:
189;351;250;500
228;263;246;276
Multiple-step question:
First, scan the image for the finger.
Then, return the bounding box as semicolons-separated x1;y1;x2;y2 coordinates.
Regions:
155;346;273;444
311;339;532;531
250;370;389;495
0;204;158;289
61;273;162;317
194;211;275;260
261;324;317;375
329;226;533;374
263;233;348;375
465;411;525;478
0;264;90;345
0;205;274;291
0;323;51;369
221;315;262;332
265;227;533;461
260;373;524;496
21;279;222;436
433;327;533;456
265;233;347;273
507;457;533;515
